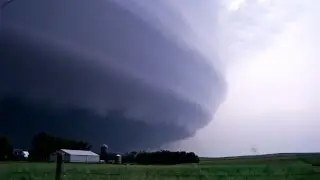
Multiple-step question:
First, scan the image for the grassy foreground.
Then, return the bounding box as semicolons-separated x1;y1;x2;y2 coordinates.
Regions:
1;154;320;180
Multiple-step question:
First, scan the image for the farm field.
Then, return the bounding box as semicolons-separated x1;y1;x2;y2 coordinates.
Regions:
1;153;320;180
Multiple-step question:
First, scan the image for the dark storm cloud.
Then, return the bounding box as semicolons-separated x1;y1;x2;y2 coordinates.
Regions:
0;0;226;151
0;96;191;152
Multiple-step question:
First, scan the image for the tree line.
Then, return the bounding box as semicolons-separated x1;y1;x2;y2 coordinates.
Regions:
122;150;199;165
0;136;13;161
0;133;91;161
1;133;200;164
28;132;92;161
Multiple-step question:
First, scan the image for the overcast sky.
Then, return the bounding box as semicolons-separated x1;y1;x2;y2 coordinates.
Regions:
157;0;320;157
1;0;319;156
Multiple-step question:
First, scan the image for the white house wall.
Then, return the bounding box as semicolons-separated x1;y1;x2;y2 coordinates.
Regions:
69;155;99;163
49;150;100;163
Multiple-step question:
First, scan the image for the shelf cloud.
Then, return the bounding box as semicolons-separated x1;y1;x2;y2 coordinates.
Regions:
0;0;225;152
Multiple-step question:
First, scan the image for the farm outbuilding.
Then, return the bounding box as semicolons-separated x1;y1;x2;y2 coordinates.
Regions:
13;149;29;159
50;149;100;163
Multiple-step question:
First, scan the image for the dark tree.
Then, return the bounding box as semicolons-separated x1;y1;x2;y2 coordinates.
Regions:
122;150;199;165
122;151;138;164
28;132;92;161
0;136;13;161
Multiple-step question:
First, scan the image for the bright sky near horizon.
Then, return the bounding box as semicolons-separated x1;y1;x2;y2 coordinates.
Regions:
186;0;319;157
127;0;320;157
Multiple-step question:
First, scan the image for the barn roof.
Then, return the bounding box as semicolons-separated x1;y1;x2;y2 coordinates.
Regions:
60;149;99;156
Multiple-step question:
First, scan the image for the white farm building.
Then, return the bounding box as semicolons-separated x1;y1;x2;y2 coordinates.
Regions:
50;149;100;163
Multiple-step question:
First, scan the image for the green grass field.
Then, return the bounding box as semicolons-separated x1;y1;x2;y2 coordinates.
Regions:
1;154;320;180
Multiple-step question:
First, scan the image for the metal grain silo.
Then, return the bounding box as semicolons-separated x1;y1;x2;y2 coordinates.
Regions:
116;154;122;164
100;144;108;161
100;144;108;154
